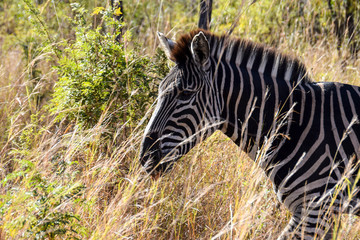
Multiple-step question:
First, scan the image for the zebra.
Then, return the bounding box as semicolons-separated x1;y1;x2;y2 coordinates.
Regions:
139;29;360;239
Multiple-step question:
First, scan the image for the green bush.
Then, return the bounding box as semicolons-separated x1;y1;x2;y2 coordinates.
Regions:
26;175;84;240
49;5;167;130
0;156;85;240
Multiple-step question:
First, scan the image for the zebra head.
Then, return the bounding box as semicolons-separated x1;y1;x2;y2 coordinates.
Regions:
140;31;222;176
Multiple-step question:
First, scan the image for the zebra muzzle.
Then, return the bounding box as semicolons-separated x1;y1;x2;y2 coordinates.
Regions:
140;132;177;177
140;132;163;173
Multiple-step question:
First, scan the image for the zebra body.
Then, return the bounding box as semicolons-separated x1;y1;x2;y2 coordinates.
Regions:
140;29;360;239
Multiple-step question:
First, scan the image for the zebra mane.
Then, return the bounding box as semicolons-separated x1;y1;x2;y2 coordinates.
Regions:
171;29;311;84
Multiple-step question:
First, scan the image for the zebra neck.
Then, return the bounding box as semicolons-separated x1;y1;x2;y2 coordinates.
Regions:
208;37;310;165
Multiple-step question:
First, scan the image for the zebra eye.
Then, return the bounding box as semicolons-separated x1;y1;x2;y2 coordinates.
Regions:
178;90;194;100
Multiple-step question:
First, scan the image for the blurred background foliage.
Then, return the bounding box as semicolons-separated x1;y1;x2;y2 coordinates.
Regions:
1;0;359;132
0;0;360;239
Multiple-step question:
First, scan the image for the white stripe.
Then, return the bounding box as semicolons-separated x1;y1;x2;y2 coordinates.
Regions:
336;86;360;160
271;55;280;130
225;41;235;62
330;90;348;164
225;48;235;129
242;50;257;152
258;52;268;74
235;45;244;66
230;44;245;141
211;38;218;57
246;50;257;69
231;45;245;139
284;61;294;82
253;54;268;156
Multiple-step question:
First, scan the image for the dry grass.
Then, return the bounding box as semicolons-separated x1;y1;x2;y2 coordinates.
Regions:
1;4;360;239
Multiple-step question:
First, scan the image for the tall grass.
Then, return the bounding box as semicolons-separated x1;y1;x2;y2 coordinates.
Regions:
1;42;360;240
1;0;360;239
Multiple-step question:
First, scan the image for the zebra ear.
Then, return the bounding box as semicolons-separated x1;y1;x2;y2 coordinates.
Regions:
191;31;210;66
157;32;176;62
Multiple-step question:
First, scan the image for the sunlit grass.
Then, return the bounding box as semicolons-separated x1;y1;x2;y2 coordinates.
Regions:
1;1;360;239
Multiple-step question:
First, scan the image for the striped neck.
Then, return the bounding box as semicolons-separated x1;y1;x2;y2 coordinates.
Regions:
207;34;311;162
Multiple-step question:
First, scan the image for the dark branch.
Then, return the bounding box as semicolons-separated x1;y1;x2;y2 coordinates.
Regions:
198;0;212;30
111;0;124;43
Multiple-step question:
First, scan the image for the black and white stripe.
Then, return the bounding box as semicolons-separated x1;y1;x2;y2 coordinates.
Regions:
140;29;360;239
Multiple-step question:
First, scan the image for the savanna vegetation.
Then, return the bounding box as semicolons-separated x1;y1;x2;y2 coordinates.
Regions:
1;0;360;239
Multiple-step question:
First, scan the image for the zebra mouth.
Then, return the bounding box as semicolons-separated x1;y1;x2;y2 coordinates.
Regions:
147;149;180;178
140;132;181;178
157;149;179;172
